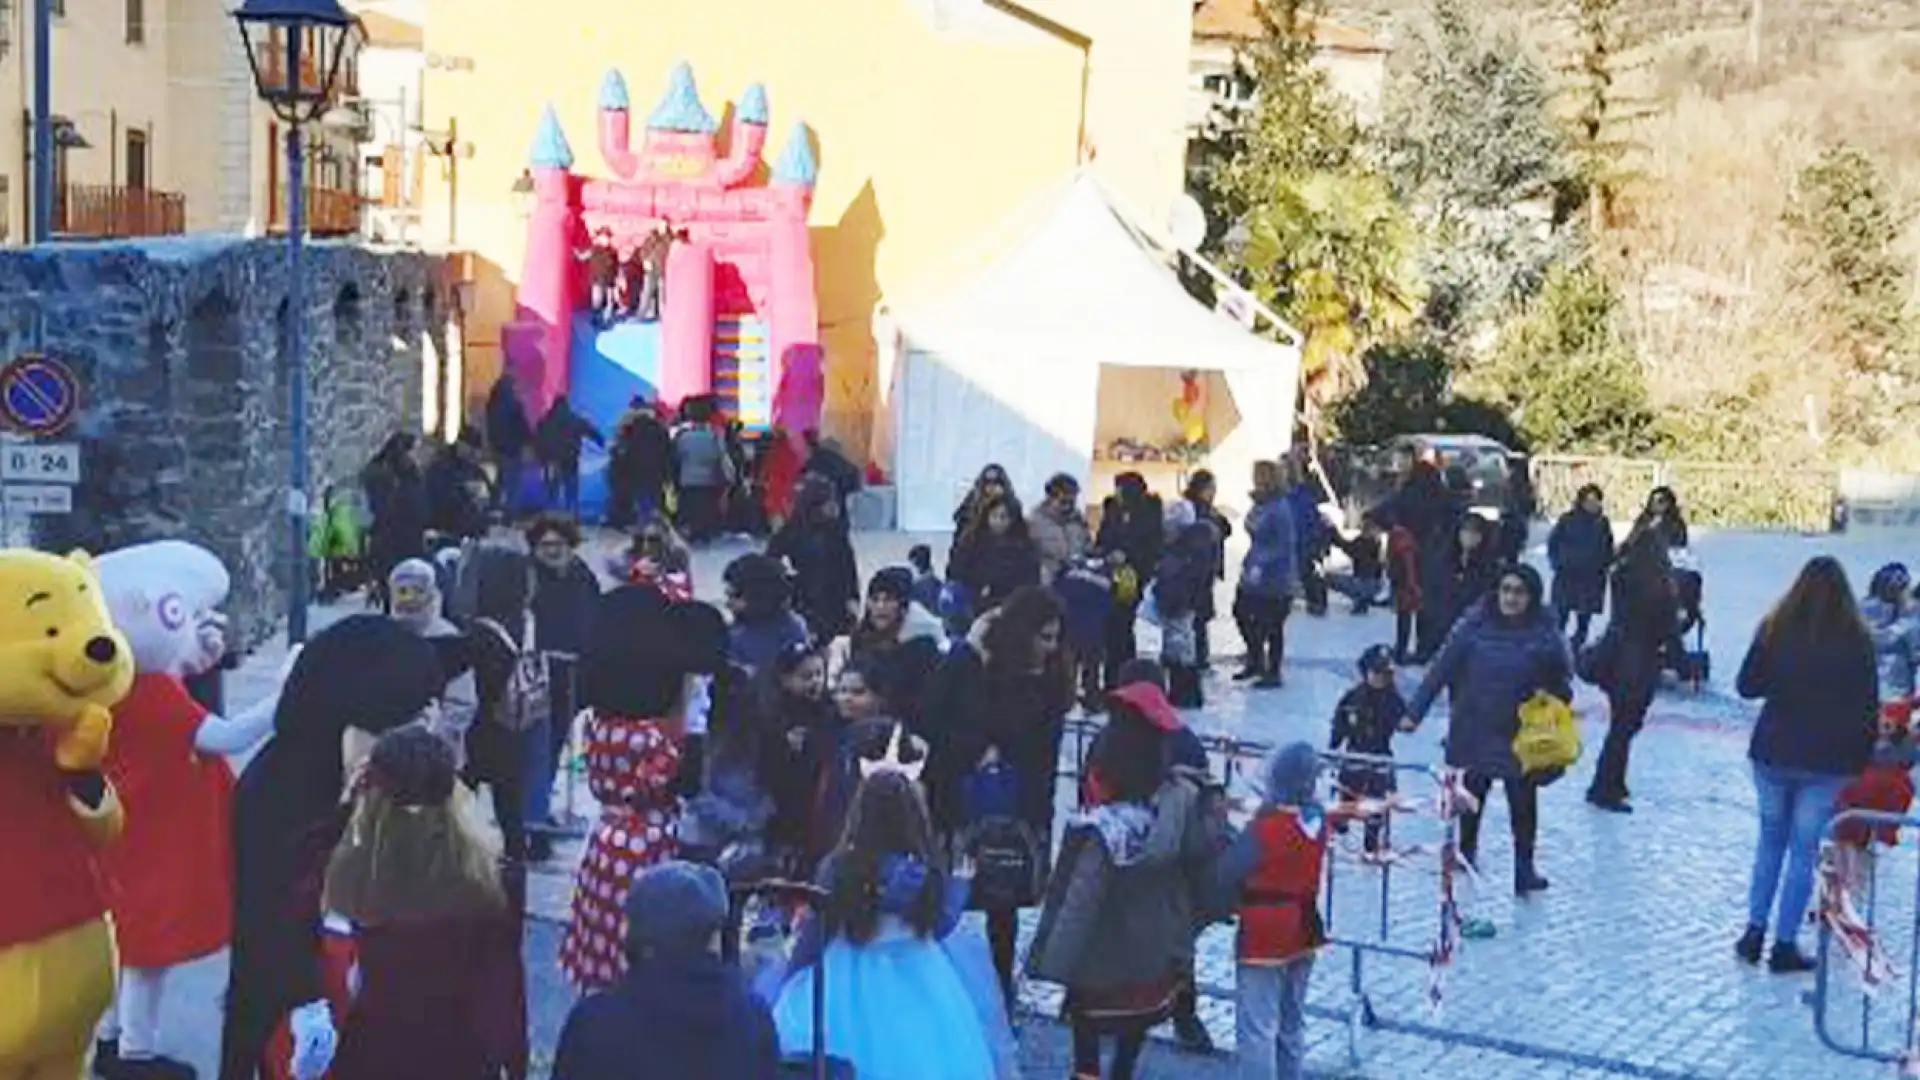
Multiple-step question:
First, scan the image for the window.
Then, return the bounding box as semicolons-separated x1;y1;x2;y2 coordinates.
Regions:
125;130;148;191
52;145;69;197
126;0;144;44
49;0;63;17
1202;71;1256;104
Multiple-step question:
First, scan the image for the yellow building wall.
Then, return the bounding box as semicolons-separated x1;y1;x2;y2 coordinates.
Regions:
419;0;1189;452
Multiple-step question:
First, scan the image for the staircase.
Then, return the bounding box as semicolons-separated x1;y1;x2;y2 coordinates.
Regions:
713;314;772;431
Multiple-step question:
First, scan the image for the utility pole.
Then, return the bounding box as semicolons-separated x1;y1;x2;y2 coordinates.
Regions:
31;0;52;242
1748;0;1764;67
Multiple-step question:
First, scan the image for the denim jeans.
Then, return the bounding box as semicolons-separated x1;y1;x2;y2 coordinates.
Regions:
1747;762;1846;945
1236;958;1314;1080
520;714;557;829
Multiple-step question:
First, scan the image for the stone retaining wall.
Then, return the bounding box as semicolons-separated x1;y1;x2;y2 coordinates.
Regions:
0;238;453;649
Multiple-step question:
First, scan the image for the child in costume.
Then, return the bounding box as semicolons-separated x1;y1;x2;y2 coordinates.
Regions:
218;616;444;1080
0;548;135;1080
1216;743;1339;1080
1327;644;1408;854
773;763;1017;1080
314;725;527;1079
561;586;721;993
91;541;291;1080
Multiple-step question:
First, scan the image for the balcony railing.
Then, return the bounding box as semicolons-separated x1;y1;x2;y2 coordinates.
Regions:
267;182;361;236
52;184;187;239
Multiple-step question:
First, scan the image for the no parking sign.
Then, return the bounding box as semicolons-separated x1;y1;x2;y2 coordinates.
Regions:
0;351;80;437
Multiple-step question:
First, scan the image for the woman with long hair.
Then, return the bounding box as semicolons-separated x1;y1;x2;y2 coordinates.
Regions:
744;641;838;870
1735;557;1877;973
923;584;1074;1002
766;475;861;642
826;568;944;723
952;463;1013;533
320;726;527;1079
1547;484;1615;650
1406;564;1571;896
1586;529;1677;813
772;771;1012;1079
948;491;1042;617
1633;486;1690;551
219;616;443;1080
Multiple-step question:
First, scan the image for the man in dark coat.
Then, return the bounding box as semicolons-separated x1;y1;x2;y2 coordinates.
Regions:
606;396;674;529
485;373;533;517
551;862;780;1080
535;396;606;517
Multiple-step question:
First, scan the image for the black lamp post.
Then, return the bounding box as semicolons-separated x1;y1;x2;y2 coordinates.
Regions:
232;0;359;645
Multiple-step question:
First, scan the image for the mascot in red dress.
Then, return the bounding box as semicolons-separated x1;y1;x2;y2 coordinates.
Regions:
93;541;288;1080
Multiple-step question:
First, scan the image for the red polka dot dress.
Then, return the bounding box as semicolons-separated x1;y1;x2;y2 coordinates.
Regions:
559;712;683;992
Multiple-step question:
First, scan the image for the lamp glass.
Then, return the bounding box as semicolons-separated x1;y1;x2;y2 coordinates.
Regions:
233;1;358;125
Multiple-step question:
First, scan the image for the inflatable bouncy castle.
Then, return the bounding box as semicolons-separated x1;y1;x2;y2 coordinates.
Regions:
504;63;825;516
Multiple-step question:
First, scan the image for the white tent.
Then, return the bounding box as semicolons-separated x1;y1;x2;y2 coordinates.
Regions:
882;171;1303;532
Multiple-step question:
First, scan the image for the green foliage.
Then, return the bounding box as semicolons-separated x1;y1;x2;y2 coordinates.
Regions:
1478;262;1658;453
1565;0;1653;230
1192;0;1423;391
1785;144;1914;377
1382;0;1577;340
1329;339;1452;444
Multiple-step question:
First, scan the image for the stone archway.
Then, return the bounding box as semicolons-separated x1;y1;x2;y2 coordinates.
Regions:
309;283;366;498
391;286;424;435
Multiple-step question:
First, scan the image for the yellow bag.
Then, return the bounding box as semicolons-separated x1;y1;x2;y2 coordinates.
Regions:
1112;564;1140;606
1513;691;1580;775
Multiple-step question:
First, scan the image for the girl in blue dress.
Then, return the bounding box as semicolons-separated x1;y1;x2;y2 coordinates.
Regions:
773;756;1018;1079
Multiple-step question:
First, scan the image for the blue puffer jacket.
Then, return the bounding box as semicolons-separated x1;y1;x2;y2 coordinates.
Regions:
1408;601;1573;778
1238;492;1299;601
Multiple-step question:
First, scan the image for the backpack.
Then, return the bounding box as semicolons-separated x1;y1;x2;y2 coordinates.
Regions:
966;814;1044;911
476;614;551;733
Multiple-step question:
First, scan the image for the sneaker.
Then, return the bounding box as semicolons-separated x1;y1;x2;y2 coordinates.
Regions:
1171;1013;1215;1054
1252;674;1283;690
1232;666;1262;682
1769;942;1817;974
96;1056;198;1080
1735;925;1765;965
1515;868;1550;896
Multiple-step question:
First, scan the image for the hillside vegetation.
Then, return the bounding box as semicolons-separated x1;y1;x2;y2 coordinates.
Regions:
1307;0;1920;466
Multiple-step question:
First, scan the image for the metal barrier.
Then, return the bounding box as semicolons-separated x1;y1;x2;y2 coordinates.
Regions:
1810;808;1920;1070
1058;719;1465;1069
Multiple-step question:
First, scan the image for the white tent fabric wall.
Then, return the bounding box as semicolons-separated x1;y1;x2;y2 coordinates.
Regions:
885;170;1301;531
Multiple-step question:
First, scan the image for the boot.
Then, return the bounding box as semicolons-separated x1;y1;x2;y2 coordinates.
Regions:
1734;925;1765;965
1514;849;1549;896
1168;665;1203;709
1769;942;1816;974
95;1056;197;1080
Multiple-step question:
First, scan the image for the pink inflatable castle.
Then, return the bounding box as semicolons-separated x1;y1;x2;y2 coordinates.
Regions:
505;63;824;449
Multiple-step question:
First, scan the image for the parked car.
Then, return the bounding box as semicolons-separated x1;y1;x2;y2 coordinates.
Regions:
1331;434;1522;526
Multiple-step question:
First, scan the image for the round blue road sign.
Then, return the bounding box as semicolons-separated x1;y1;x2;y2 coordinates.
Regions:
0;353;79;437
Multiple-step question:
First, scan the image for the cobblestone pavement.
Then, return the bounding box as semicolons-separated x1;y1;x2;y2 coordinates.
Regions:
209;526;1920;1079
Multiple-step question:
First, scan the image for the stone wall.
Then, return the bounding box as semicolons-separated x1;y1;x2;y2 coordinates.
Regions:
0;238;453;649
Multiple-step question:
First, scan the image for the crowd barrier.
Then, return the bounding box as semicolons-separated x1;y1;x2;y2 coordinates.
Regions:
1810;809;1920;1074
1060;720;1468;1068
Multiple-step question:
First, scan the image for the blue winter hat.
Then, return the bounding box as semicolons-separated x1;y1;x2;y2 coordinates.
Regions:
625;860;729;960
1262;741;1323;810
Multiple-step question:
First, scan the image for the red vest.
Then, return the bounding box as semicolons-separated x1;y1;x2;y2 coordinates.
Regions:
0;728;110;949
1236;808;1327;965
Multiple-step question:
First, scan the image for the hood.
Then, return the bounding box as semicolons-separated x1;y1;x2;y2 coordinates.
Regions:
1069;802;1156;867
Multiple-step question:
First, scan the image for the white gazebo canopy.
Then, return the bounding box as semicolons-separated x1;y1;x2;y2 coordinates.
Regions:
881;170;1302;531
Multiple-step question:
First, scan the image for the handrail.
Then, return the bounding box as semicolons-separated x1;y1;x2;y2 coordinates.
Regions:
51;184;186;238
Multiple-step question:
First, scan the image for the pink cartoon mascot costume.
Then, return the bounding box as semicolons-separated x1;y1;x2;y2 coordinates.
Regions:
92;541;289;1080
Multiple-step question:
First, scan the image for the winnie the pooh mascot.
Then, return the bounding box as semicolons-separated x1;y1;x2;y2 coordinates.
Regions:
93;542;288;1080
0;548;136;1080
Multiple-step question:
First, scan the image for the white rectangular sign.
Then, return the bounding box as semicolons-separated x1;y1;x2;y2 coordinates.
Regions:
0;442;80;484
3;484;73;514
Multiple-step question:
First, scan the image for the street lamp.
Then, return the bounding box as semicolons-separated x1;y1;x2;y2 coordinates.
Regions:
233;0;359;646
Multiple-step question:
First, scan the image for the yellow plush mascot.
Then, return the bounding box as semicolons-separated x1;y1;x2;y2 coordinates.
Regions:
0;549;135;1080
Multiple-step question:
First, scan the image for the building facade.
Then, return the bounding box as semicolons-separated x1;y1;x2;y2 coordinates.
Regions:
417;0;1197;452
1187;0;1390;134
0;0;371;244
